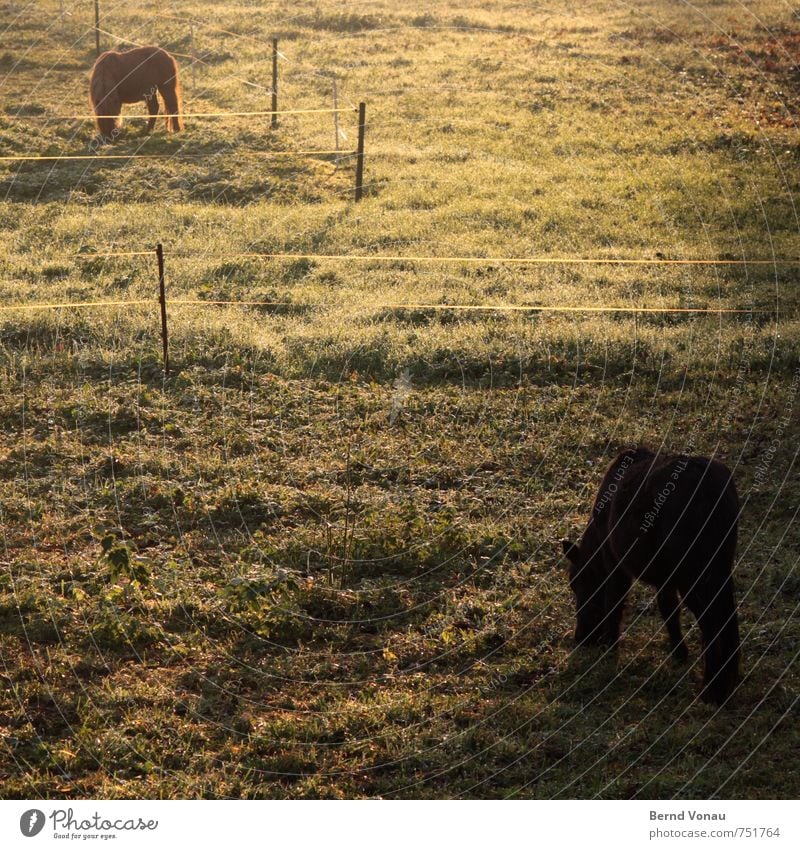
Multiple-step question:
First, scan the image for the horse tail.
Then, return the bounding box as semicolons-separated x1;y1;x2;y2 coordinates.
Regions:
89;55;121;139
158;53;183;132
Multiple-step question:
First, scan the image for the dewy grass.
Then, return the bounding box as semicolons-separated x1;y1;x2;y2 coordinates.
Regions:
0;0;798;799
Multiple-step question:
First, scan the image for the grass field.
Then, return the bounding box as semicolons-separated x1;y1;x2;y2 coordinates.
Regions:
0;0;799;798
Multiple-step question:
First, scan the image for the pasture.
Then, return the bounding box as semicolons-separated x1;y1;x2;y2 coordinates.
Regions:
0;0;799;798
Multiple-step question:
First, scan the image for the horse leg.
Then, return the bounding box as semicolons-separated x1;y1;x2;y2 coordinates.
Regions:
158;80;183;132
684;575;740;705
145;92;159;133
657;586;688;663
602;570;631;651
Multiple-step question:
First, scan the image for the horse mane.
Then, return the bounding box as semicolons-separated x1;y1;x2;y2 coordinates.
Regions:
89;54;121;138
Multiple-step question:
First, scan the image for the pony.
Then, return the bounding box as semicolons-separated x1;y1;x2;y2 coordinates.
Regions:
561;447;741;705
89;46;183;140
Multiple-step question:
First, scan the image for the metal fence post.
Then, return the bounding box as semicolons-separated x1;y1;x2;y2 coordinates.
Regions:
355;102;366;201
156;243;169;375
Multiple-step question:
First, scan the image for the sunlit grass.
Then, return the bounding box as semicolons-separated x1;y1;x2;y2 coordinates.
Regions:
0;0;798;799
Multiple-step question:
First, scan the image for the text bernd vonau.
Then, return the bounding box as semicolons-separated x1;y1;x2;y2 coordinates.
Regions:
650;811;726;821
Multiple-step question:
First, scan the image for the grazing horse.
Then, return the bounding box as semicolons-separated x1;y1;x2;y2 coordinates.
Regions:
89;46;183;139
561;447;740;704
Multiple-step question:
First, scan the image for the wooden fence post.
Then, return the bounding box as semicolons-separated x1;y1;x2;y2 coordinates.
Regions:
94;0;101;57
271;39;278;129
190;23;197;95
354;101;366;202
156;243;169;375
332;74;340;163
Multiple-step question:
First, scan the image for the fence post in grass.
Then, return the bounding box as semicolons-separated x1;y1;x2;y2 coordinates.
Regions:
190;23;197;95
94;0;101;57
332;74;340;164
156;243;170;375
271;39;278;129
354;101;366;202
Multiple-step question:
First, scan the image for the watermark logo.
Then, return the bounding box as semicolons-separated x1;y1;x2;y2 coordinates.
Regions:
20;810;46;837
16;808;160;839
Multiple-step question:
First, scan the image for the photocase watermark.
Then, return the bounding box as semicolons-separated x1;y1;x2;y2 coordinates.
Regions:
483;659;526;694
18;807;159;839
20;810;45;837
753;364;800;490
594;452;636;514
88;122;122;151
390;368;412;425
639;457;690;532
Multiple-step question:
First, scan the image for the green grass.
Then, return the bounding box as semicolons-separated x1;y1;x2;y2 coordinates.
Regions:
0;0;798;798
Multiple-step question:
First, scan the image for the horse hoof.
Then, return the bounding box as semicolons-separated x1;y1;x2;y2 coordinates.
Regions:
701;682;736;706
701;690;726;706
671;643;689;664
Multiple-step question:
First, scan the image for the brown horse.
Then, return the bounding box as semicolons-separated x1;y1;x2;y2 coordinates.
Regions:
561;447;741;704
89;46;183;139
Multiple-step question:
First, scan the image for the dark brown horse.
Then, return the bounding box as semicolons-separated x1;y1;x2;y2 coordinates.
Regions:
561;447;741;704
89;46;183;139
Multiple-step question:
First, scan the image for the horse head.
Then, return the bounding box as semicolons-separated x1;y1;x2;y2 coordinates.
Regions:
561;532;607;647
